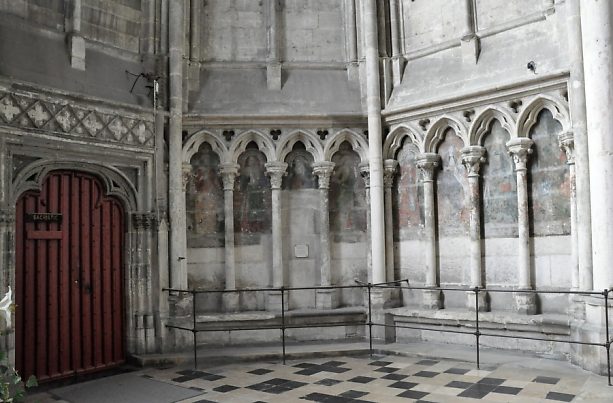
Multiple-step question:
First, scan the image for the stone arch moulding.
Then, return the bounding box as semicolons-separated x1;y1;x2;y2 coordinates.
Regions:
469;106;516;146
183;129;229;164
229;129;277;163
276;129;325;163
324;129;369;163
11;159;139;212
516;95;571;138
424;115;468;153
384;123;425;159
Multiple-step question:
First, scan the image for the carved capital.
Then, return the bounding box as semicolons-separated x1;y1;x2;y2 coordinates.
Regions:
506;138;534;172
132;212;157;231
415;153;440;182
460;146;487;178
219;163;240;191
181;163;191;192
265;161;288;190
312;161;335;190
359;162;370;189
0;209;15;224
558;131;575;165
383;159;399;188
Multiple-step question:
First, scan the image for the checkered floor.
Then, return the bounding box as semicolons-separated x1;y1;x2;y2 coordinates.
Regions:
140;355;592;402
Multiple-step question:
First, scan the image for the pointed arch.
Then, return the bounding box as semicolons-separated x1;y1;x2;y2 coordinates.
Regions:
12;160;138;211
469;106;516;146
516;95;570;138
276;129;325;163
183;129;229;164
424;115;468;153
384;123;424;158
324;128;369;163
229;129;277;163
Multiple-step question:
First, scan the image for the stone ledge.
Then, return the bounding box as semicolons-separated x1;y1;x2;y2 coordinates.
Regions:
387;307;570;336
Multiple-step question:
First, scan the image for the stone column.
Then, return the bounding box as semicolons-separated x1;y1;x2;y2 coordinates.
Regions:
416;153;442;309
345;0;359;81
168;0;187;290
389;0;404;85
265;162;288;311
507;138;536;314
220;164;239;312
189;0;200;62
359;163;372;283
66;0;85;70
266;0;282;90
364;0;387;286
568;0;593;292
461;0;479;64
557;132;579;290
313;162;337;309
581;0;613;291
383;160;398;283
461;146;488;311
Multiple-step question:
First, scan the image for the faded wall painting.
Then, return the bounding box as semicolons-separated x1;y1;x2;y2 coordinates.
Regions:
482;120;518;238
330;142;367;240
186;143;224;248
528;109;570;236
393;141;423;241
234;145;272;245
436;129;469;237
283;143;316;190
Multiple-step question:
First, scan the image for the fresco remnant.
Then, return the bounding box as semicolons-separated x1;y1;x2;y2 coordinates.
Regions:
528;109;570;236
234;146;272;245
482;120;518;238
186;143;224;248
330;142;366;239
283;144;316;190
436;129;469;237
393;141;423;241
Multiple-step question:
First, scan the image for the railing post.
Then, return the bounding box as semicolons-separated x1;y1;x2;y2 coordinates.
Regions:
192;290;197;369
368;283;373;358
474;287;480;370
605;289;610;386
281;286;286;365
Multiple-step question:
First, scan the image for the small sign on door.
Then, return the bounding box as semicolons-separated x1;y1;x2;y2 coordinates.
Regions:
25;213;62;223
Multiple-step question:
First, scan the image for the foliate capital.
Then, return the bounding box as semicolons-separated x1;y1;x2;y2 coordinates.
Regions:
312;161;335;190
359;162;370;188
416;153;440;182
219;163;240;191
383;159;399;188
181;163;192;192
558;131;575;165
461;146;487;178
506;137;534;172
265;161;288;190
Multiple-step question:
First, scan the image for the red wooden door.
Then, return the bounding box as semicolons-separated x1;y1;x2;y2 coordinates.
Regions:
15;171;125;382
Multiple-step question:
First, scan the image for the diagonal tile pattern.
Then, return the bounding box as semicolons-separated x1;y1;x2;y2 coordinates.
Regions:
135;354;597;402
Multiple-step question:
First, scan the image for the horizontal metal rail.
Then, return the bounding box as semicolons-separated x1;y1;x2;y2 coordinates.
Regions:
163;280;612;385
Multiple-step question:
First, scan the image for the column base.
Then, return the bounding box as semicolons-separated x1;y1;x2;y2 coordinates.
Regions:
316;289;338;310
222;292;240;312
422;289;442;309
266;290;288;312
347;62;359;82
391;56;405;86
168;292;193;317
466;290;489;312
513;291;537;315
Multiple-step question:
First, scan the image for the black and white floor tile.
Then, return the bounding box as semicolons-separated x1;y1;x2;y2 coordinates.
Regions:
139;354;596;402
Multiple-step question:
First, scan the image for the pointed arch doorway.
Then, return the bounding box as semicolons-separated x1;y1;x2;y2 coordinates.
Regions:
14;171;125;382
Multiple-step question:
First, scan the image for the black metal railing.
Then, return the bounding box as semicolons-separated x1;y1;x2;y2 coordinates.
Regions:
164;281;612;385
